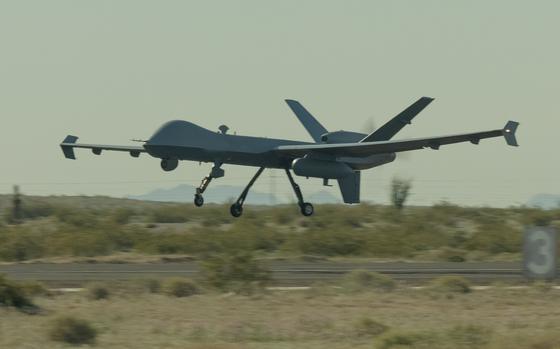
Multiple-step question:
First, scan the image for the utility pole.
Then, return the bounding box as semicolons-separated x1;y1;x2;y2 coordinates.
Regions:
12;185;22;224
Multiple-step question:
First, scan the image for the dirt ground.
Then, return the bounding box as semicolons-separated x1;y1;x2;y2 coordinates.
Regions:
2;285;560;349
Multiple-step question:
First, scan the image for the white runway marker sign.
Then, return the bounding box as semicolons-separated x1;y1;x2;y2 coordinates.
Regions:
524;227;557;280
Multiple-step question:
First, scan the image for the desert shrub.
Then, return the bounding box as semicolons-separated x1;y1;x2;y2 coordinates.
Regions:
21;201;55;219
532;280;553;293
438;247;467;262
87;283;110;300
353;317;389;337
201;252;271;292
390;177;412;210
294;229;367;256
0;231;45;261
429;276;471;294
110;208;135;225
378;330;437;349
270;207;294;225
20;280;50;297
143;278;161;293
0;275;35;309
49;316;97;345
466;223;522;254
446;325;491;348
342;270;396;292
54;207;101;228
149;206;190;223
162;277;199;297
304;282;338;298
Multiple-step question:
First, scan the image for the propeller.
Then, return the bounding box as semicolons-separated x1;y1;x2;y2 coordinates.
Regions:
361;117;377;134
361;116;412;161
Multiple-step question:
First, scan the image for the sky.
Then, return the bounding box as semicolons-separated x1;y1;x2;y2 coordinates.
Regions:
0;0;558;207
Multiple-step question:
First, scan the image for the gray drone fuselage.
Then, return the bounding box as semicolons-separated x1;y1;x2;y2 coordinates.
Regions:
145;120;395;170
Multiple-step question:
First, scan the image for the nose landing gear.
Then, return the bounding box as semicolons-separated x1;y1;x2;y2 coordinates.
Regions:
193;163;224;207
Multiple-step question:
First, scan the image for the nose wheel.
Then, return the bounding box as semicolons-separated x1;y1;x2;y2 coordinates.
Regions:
193;162;224;207
194;194;204;207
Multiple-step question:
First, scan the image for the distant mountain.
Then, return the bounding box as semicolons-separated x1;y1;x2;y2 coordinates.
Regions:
527;194;560;210
128;184;340;205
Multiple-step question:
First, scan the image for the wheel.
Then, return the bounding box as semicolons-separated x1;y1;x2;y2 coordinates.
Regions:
194;194;204;207
230;203;243;217
300;202;314;217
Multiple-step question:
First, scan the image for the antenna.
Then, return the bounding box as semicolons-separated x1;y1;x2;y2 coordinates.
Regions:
218;125;229;135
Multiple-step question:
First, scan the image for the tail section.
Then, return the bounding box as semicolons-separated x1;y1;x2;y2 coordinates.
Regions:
285;100;328;143
503;121;519;146
360;97;434;142
337;171;361;204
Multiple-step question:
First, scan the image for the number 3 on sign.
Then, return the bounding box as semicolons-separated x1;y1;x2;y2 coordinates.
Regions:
524;227;557;279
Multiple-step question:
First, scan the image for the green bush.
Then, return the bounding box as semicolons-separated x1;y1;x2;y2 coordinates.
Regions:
0;231;45;261
162;277;199;297
354;317;389;337
446;325;491;348
87;283;110;300
0;274;35;309
49;316;97;345
54;207;101;228
378;331;436;349
143;278;161;293
342;270;396;292
0;202;552;261
429;276;471;294
201;252;271;292
149;206;190;223
20;280;50;297
294;229;368;256
110;208;135;225
21;201;55;219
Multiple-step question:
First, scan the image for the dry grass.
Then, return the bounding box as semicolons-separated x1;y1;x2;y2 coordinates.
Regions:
1;286;560;348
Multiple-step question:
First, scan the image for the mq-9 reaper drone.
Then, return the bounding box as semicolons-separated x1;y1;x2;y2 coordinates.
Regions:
60;97;519;217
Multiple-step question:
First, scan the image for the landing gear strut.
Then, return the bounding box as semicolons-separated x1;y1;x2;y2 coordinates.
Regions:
285;168;314;216
194;163;224;207
229;167;265;217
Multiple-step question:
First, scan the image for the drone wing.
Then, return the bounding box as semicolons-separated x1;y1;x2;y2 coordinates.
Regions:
60;135;146;159
276;121;519;158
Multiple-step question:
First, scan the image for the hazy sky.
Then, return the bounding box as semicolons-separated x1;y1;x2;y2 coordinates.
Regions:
1;1;558;207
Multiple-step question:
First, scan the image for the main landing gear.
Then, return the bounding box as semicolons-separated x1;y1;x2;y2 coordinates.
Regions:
193;165;314;218
284;168;314;217
229;167;265;217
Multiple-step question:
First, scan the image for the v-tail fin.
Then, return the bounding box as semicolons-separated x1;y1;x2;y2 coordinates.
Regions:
360;97;434;143
285;99;328;143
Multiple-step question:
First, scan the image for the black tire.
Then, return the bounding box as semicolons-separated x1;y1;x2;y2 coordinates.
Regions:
300;202;314;216
194;194;204;207
230;204;243;217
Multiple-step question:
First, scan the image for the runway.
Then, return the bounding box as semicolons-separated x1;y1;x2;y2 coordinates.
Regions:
0;261;524;287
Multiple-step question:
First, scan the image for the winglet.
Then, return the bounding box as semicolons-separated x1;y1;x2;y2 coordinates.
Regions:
60;135;78;159
285;99;329;143
503;121;519;146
